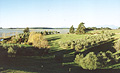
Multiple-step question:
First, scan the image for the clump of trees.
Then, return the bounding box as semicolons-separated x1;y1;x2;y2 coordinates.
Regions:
69;22;86;34
86;27;112;30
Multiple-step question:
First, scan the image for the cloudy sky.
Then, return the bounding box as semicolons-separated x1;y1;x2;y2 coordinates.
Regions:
0;0;120;28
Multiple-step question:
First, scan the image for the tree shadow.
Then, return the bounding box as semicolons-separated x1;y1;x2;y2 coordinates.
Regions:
80;39;117;56
46;36;61;42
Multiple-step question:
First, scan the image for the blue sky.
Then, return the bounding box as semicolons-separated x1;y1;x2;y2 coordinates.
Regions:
0;0;120;28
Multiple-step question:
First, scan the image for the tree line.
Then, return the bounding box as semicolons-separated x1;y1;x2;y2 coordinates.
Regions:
69;22;112;34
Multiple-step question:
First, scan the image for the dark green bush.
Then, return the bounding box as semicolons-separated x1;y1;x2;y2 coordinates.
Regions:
80;52;98;70
97;51;108;67
74;54;84;65
7;47;16;57
97;51;119;67
114;40;120;51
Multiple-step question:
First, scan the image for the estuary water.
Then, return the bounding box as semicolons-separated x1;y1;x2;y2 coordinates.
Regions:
0;29;69;37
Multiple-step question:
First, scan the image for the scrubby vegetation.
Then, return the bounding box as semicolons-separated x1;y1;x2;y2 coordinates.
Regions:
59;31;114;51
28;32;48;49
74;51;119;70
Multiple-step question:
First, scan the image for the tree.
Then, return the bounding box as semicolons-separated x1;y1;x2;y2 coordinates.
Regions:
69;25;75;33
23;27;30;33
76;22;86;34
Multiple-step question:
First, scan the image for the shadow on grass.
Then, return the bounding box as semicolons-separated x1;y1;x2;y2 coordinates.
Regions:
0;51;120;73
46;36;61;42
81;39;117;56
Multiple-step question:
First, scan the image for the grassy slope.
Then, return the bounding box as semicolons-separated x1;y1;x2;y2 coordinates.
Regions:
1;30;120;73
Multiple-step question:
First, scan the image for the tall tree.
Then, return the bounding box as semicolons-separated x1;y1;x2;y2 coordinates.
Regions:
76;22;86;34
69;25;75;33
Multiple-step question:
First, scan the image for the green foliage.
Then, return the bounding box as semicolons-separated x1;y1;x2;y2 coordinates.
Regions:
76;22;86;34
71;43;75;49
80;52;98;70
7;47;15;54
7;47;16;57
74;51;119;70
28;32;48;49
10;33;29;44
114;39;120;51
69;25;75;33
59;31;114;51
0;44;48;57
23;27;30;33
97;51;119;67
74;54;84;64
97;52;108;67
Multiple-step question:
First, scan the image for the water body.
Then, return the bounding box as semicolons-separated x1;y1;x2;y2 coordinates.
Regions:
0;29;69;37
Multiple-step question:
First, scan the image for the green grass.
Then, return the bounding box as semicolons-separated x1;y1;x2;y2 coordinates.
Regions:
45;34;90;43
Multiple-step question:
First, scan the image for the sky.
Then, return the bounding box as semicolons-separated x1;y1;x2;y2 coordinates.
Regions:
0;0;120;28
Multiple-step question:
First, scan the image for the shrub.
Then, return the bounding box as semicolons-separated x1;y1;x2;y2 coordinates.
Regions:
80;52;98;70
75;44;82;51
106;51;119;64
71;43;75;49
28;32;48;49
114;40;120;51
97;51;119;67
97;52;108;67
7;47;16;57
74;54;84;64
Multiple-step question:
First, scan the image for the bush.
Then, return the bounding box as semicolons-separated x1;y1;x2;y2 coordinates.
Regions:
74;54;84;65
28;32;48;49
114;40;120;51
97;51;108;67
80;52;97;70
74;51;119;70
97;51;119;67
7;47;16;57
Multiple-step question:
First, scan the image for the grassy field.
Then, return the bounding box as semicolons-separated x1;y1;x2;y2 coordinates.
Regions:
45;34;90;43
1;30;120;73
